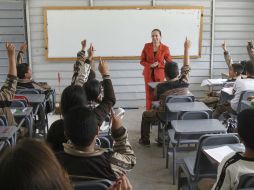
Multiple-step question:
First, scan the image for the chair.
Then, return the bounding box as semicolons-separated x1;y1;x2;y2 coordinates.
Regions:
16;88;41;94
237;90;254;114
238;173;254;189
11;100;26;108
161;95;195;158
72;178;112;190
0;115;8;126
166;111;210;185
178;134;240;190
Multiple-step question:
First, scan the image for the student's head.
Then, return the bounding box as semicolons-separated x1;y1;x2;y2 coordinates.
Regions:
64;106;98;147
164;61;179;80
84;79;103;102
244;61;254;77
240;60;251;75
17;63;32;79
237;109;254;151
61;85;87;117
229;63;243;78
151;29;162;44
0;139;73;190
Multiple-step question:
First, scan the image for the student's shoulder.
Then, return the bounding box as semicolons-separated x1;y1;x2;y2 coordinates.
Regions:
161;43;169;50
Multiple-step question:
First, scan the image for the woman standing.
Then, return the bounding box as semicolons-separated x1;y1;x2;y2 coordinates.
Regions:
140;29;172;110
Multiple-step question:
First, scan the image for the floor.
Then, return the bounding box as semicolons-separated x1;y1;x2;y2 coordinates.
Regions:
48;108;185;190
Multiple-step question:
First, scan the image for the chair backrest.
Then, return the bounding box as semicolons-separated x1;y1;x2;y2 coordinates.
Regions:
179;111;210;120
16;88;40;94
237;90;254;113
194;134;240;179
0;115;8;126
238;173;254;189
11;100;26;108
72;179;112;190
166;95;194;103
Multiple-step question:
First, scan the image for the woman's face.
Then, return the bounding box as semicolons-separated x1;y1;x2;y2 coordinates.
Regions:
151;31;161;44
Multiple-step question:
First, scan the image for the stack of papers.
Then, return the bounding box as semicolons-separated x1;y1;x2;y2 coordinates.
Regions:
204;145;235;163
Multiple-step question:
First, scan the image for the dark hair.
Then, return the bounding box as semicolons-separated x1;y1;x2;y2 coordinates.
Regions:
64;106;97;147
84;79;102;101
164;61;179;79
60;85;87;116
240;60;251;75
46;119;67;152
17;63;29;79
0;139;73;190
231;63;243;76
88;69;96;81
152;29;162;36
244;61;254;76
237;108;254;150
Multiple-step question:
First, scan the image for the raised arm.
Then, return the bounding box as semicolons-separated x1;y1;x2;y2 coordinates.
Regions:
94;58;116;126
1;43;17;101
222;41;233;68
179;38;191;81
247;41;254;65
71;40;93;86
110;113;136;175
16;42;27;65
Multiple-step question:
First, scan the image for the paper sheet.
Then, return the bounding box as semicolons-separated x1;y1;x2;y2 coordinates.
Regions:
221;87;234;95
204;145;235;163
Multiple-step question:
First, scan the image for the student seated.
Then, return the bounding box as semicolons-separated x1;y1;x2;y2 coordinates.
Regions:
222;41;244;82
56;106;136;181
211;108;254;189
47;58;115;152
139;39;191;146
16;43;51;91
0;139;73;190
213;61;254;118
0;42;17;126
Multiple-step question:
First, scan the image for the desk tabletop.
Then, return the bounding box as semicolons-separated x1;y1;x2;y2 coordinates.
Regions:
166;102;211;113
171;119;226;134
16;94;45;104
12;107;33;117
0;126;17;139
148;82;161;89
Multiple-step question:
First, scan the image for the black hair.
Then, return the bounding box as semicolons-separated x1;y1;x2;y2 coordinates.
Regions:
88;70;96;81
164;61;179;79
64;106;97;147
60;85;87;116
231;63;243;76
17;63;29;79
152;29;162;36
84;79;102;102
237;108;254;150
244;61;254;76
240;60;251;75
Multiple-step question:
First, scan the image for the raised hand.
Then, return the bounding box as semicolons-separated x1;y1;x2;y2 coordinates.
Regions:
111;109;123;131
222;41;227;51
81;40;86;50
87;43;94;60
19;42;27;53
107;175;132;190
184;37;191;50
6;42;16;58
5;42;16;76
98;57;109;76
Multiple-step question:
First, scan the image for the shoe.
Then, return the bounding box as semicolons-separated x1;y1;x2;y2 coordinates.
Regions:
139;139;150;147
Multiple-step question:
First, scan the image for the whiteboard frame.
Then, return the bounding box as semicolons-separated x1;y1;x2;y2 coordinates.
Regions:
43;6;204;61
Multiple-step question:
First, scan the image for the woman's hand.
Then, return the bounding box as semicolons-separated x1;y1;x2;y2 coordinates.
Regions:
150;61;159;68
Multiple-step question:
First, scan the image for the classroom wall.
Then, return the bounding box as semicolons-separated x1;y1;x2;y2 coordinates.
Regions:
1;0;254;107
0;1;27;85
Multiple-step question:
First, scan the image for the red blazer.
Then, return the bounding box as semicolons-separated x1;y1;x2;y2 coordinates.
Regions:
140;42;172;83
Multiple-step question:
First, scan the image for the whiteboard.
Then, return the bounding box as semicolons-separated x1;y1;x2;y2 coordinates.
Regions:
44;7;203;60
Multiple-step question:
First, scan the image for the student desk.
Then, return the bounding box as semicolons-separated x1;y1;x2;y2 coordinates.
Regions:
169;119;226;184
166;102;212;121
0;126;18;146
12;107;33;137
148;82;161;89
202;143;245;166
